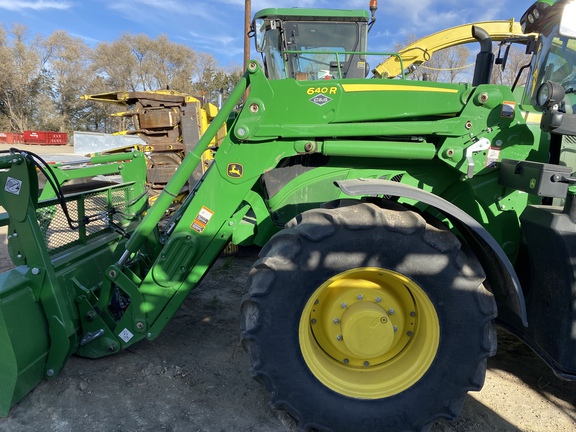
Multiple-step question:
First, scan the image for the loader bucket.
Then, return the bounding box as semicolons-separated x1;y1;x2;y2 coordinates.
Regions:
0;269;51;416
0;149;149;416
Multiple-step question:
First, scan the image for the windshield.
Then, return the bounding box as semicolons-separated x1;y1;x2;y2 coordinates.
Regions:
257;20;367;80
527;28;576;112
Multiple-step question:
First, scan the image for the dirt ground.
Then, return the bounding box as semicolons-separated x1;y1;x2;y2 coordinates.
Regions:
0;145;575;432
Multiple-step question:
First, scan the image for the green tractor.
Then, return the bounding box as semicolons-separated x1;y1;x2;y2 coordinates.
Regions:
2;0;576;430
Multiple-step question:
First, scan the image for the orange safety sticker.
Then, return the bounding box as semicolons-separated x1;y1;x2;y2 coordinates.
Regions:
191;206;214;233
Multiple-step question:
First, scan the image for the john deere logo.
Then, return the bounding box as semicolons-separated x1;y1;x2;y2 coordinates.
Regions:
227;163;243;178
310;94;332;106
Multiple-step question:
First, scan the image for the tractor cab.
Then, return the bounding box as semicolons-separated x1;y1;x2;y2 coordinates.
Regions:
251;8;370;80
521;1;576;126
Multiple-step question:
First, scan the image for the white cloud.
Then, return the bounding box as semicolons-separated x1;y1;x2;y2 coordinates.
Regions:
0;0;71;10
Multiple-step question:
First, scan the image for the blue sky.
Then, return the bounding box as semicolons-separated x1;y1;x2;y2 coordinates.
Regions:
0;0;531;68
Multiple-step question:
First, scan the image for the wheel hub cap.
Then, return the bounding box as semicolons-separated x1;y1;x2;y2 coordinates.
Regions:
299;267;440;398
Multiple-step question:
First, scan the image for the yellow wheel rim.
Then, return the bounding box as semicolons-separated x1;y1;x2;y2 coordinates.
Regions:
299;268;440;398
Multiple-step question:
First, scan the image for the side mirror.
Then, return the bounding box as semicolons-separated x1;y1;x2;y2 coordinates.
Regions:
496;43;512;71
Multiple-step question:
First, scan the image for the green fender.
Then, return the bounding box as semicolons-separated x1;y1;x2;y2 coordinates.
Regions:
336;178;528;326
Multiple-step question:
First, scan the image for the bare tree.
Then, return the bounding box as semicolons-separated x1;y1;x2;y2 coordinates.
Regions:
0;24;51;131
91;34;199;93
0;24;242;134
42;30;92;131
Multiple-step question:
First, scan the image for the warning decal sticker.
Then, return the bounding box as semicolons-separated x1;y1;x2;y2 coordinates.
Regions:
485;147;501;168
118;328;134;343
191;206;214;233
4;177;22;195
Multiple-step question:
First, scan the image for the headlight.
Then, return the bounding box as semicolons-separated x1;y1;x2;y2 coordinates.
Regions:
536;81;565;108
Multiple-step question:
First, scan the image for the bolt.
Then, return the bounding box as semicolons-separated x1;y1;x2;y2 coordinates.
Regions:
46;369;55;377
343;358;349;365
12;233;18;238
86;312;95;322
336;334;343;341
357;294;364;301
228;221;234;226
304;142;314;152
495;140;503;147
17;254;22;259
147;332;152;338
375;297;381;303
410;311;416;317
109;269;117;278
237;127;247;137
248;61;258;72
249;103;259;113
31;267;40;275
465;121;473;130
136;322;144;330
341;302;347;309
407;331;413;337
314;299;319;305
393;325;398;332
333;318;340;324
363;361;370;367
311;318;317;324
388;308;395;315
108;344;116;352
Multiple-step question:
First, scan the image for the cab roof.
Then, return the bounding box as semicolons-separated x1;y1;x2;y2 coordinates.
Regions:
253;8;369;23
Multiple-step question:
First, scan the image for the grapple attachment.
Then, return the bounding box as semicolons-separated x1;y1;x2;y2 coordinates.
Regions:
0;149;148;416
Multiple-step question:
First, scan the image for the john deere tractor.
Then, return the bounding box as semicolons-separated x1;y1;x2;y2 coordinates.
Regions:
3;0;576;431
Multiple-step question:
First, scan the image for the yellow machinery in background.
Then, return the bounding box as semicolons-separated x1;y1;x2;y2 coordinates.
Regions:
82;90;227;189
373;19;532;78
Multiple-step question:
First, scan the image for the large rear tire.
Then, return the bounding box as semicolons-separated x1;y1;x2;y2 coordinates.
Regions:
241;202;496;432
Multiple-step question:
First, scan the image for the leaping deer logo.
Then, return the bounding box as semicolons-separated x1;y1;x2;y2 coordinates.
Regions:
227;164;243;178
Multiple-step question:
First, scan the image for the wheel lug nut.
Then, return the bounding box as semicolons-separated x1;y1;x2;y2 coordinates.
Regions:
343;358;349;364
341;302;347;309
375;297;381;303
364;361;370;367
333;318;340;324
357;294;363;300
393;325;398;332
407;331;413;337
336;335;343;341
388;308;395;315
311;319;317;324
410;311;416;317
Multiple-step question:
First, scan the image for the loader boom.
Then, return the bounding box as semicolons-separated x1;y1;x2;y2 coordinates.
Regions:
5;1;576;431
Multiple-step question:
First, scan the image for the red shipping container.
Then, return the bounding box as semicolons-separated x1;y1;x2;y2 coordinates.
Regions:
24;130;46;144
46;132;67;145
23;130;67;145
0;132;25;144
